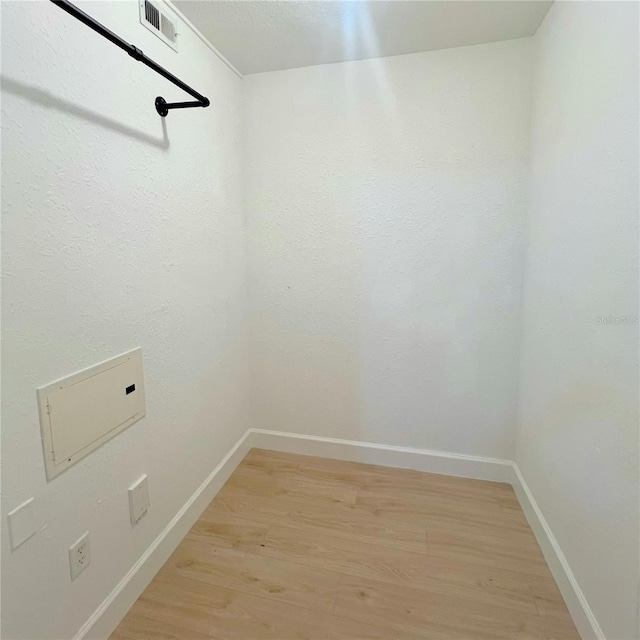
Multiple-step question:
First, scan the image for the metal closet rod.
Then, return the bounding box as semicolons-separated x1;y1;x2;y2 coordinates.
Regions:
50;0;210;117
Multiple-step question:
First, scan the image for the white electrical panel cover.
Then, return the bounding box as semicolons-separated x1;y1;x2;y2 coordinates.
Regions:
37;349;146;480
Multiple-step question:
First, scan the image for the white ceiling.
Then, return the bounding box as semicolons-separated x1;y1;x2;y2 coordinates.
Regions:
175;1;553;75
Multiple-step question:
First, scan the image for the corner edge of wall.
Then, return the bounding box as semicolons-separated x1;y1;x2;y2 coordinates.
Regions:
164;0;243;78
74;428;254;640
509;463;605;640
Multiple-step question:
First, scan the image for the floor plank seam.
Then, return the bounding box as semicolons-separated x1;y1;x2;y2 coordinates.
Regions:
109;450;581;640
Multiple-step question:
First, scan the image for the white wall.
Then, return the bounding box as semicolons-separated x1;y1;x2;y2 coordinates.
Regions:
244;39;531;459
1;2;248;639
516;3;639;639
4;3;637;639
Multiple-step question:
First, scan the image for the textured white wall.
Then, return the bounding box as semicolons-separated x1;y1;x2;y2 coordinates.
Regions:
244;39;532;459
1;2;248;639
4;4;637;638
516;3;639;638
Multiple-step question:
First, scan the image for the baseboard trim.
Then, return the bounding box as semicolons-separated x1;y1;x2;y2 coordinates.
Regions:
75;429;512;639
75;429;253;640
509;464;604;640
76;427;601;640
249;429;513;482
252;429;602;640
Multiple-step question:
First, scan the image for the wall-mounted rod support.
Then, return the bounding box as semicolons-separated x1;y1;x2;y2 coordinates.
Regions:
49;0;210;117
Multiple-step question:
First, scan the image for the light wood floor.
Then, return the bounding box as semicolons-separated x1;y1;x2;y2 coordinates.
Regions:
110;449;580;640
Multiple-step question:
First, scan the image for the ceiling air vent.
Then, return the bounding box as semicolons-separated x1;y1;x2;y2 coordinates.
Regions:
139;0;178;52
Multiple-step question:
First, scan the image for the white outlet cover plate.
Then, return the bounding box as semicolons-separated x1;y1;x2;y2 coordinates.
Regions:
7;498;38;550
129;475;150;524
69;531;91;580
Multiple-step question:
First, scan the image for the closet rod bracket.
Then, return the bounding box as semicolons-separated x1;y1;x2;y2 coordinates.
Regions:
50;0;210;118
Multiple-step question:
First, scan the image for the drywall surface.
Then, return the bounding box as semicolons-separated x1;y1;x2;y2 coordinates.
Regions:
1;2;248;638
516;2;639;638
244;39;531;459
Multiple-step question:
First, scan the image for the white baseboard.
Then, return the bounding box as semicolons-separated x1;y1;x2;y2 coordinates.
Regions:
249;429;513;482
76;429;254;640
75;428;512;639
75;427;600;640
253;430;601;640
509;464;604;640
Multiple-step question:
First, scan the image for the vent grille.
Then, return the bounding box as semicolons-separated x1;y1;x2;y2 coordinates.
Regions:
144;0;160;30
139;0;178;51
160;14;176;43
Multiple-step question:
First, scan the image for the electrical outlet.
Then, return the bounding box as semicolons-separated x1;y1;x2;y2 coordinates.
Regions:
128;475;150;524
69;531;90;580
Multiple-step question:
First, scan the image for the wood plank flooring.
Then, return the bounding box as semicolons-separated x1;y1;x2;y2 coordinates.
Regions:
110;449;579;640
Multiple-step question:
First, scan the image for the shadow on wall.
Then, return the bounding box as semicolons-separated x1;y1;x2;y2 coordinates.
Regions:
0;76;170;150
